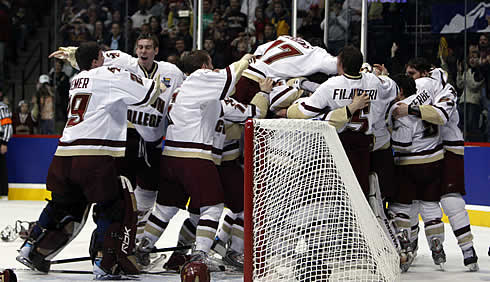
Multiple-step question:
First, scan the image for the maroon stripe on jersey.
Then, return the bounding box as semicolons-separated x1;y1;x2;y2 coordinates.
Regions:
234;217;244;227
391;140;412;147
443;140;464;146
223;214;235;225
223;142;239;152
434;105;449;121
148;214;168;229
247;66;266;78
165;140;214;151
219;67;232;100
271;87;294;105
183;218;197;234
132;81;155;106
198;219;219;230
58;139;126;147
394;144;443;157
301;101;323;113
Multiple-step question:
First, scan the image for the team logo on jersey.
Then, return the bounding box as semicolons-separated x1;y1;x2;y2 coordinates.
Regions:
162;77;171;87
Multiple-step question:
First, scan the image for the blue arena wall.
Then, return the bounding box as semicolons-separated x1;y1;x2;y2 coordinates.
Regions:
4;136;490;225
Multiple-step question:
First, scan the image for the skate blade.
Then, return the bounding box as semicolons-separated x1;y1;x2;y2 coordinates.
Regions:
466;263;479;272
438;262;445;271
16;255;36;271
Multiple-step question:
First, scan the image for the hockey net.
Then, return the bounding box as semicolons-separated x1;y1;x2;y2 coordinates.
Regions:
243;119;400;282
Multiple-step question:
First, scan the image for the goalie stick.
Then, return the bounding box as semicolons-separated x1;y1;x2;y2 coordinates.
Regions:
50;245;191;265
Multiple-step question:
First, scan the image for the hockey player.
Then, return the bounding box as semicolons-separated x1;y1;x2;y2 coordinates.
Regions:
284;45;383;196
389;73;448;270
17;41;164;280
136;50;272;272
232;35;338;107
394;59;478;271
48;34;185;243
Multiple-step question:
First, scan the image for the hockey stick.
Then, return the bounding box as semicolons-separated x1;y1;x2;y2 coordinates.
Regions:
50;245;191;265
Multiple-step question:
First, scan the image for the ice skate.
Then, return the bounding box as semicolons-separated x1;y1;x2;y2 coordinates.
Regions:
429;237;446;270
162;249;190;272
135;237;154;267
398;229;413;272
187;250;225;272
222;248;244;271
210;236;227;257
462;246;479;272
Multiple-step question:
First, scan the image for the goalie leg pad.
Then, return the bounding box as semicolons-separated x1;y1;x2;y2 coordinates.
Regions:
18;197;89;272
94;176;139;275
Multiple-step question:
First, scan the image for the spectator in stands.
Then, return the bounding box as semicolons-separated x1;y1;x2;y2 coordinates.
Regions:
62;17;92;46
12;100;37;135
176;19;192;51
125;18;138;54
37;74;55;135
49;59;70;124
140;23;151;36
270;0;290;36
104;22;125;51
298;7;323;42
149;0;167;20
131;3;152;29
224;0;247;41
457;49;486;142
204;37;227;69
202;0;214;32
174;37;186;57
263;23;276;42
105;9;122;29
149;16;162;36
253;6;267;44
0;92;12;197
320;0;348;55
93;20;106;46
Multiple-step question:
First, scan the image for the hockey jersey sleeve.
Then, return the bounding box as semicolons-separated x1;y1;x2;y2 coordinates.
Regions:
104;66;160;107
0;104;12;145
287;80;334;119
419;84;457;125
103;50;137;69
221;92;270;123
391;115;414;151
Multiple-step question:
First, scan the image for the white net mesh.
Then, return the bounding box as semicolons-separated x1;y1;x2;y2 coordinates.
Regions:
249;119;400;282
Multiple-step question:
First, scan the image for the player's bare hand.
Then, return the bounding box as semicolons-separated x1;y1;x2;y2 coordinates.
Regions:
373;64;389;76
393;103;409;119
347;91;369;113
260;77;274;93
275;108;288;118
0;144;7;155
241;54;256;64
49;50;68;60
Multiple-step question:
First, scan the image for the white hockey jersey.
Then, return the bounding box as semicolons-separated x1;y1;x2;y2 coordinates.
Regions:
213;94;269;164
163;58;255;164
55;66;158;157
103;50;185;142
390;82;443;165
427;68;463;155
287;73;384;136
372;75;397;151
243;36;337;81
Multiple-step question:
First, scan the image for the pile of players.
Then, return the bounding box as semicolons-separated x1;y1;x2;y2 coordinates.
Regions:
14;33;478;281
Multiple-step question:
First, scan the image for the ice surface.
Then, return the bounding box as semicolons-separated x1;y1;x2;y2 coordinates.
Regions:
1;200;489;281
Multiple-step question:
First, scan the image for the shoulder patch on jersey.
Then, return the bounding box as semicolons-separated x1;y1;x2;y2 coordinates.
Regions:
162;77;172;87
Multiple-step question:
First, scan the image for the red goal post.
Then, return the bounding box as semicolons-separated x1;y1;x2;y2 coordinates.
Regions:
243;118;400;282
